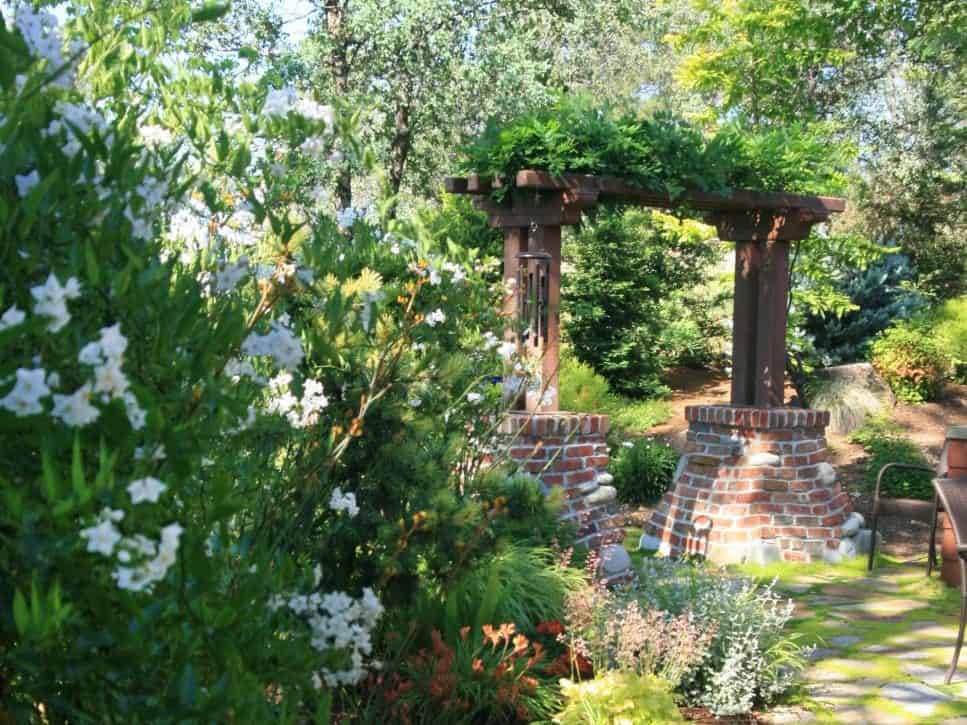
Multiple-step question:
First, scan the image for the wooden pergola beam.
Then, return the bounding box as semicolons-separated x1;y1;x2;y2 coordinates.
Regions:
444;171;846;410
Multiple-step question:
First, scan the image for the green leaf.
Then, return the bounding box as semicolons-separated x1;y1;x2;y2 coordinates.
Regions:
191;2;231;24
71;434;86;495
238;46;258;62
12;589;29;636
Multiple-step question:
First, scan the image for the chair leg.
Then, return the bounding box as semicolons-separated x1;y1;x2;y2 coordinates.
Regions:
929;496;940;577
946;557;967;684
868;509;878;572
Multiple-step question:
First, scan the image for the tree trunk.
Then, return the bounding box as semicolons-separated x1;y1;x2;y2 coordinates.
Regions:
387;98;412;217
325;0;352;209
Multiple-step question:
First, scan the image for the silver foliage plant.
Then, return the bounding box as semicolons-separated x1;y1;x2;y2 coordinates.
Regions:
638;557;811;716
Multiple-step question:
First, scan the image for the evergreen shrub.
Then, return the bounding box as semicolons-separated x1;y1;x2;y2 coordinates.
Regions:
871;322;951;403
611;438;679;504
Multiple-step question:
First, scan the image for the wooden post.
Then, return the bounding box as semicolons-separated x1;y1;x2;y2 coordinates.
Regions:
532;224;561;411
754;240;790;407
730;241;760;406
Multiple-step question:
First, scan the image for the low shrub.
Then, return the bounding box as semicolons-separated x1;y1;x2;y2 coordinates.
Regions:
555;671;685;725
863;437;934;499
930;295;967;383
611;438;680;504
871;322;951;403
637;558;809;717
558;353;672;433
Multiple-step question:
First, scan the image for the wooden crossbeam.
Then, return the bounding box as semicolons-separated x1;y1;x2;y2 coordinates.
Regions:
445;170;847;409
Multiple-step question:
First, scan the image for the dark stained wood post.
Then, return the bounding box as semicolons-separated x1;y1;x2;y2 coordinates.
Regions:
529;224;562;412
731;241;761;406
755;240;790;407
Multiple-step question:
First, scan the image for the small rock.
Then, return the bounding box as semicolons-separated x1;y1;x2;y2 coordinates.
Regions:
596;472;614;485
749;539;782;565
639;533;661;552
599;544;631;575
853;529;882;555
838;537;858;558
817;462;837;486
747;451;781;466
585;485;617;506
841;511;865;537
576;481;599;494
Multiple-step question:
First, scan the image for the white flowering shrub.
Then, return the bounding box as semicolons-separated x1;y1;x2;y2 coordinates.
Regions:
637;558;810;716
0;1;521;720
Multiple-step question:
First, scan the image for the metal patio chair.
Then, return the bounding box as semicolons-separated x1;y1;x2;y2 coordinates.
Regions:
928;477;967;684
867;462;937;572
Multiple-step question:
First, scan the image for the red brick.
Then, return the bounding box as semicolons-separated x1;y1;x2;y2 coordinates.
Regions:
821;514;845;526
542;473;563;486
565;444;594;458
551;458;583;472
565;469;596;485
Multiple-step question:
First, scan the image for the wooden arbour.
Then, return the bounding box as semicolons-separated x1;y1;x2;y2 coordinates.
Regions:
444;170;846;411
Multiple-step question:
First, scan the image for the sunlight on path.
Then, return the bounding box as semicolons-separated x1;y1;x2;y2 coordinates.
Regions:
741;557;967;723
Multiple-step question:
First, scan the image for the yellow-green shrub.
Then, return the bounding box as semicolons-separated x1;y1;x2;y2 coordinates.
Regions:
555;671;684;725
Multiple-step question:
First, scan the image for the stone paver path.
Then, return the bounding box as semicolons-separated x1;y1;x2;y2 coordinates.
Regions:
746;557;967;724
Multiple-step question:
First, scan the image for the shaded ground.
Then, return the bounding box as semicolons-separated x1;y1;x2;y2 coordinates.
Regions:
621;369;967;559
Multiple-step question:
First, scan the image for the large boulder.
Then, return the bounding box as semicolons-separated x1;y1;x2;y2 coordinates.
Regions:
807;363;895;435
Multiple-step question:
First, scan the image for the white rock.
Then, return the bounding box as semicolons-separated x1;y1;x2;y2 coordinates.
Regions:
817;462;837;486
841;511;865;537
748;539;782;565
853;529;882;556
823;547;843;564
576;481;599;495
599;544;631;575
639;533;661;552
585;485;617;506
596;472;614;485
838;537;858;558
747;452;781;467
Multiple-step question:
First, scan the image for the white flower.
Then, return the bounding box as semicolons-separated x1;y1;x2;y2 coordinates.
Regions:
408;398;422;408
78;341;103;365
467;392;483;404
329;487;359;517
80;519;121;556
263;85;299;117
98;323;128;360
424;308;446;327
93;359;130;399
215;257;249;292
299;135;328;158
242;319;304;371
295;99;334;127
0;305;25;332
124;393;147;430
15;170;40;198
496;340;517;360
139;124;173;148
0;367;51;416
336;207;360;229
30;273;81;332
51;383;100;427
622;440;634;448
481;331;499;351
127;476;167;504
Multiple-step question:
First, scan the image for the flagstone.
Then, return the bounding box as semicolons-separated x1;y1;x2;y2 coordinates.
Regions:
807;647;840;661
862;644;895;653
837;598;928;616
854;577;904;593
830;635;863;647
879;682;951;716
829;704;909;724
896;650;931;660
902;661;951;685
761;705;817;723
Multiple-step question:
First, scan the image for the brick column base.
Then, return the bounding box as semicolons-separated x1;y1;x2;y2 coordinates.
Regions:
643;406;853;564
498;412;626;557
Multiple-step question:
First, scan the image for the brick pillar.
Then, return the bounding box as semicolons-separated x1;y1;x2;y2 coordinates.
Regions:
643;405;854;564
498;412;624;550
